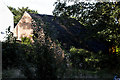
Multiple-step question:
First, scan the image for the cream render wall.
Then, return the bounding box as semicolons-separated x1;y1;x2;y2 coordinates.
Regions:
13;12;64;58
0;0;14;42
14;12;33;41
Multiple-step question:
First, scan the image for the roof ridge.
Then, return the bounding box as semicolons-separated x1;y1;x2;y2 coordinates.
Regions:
27;12;53;17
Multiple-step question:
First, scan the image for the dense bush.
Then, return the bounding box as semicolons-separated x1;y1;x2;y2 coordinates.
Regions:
66;46;120;75
2;42;19;69
68;47;99;70
2;27;120;78
18;42;58;79
2;29;65;79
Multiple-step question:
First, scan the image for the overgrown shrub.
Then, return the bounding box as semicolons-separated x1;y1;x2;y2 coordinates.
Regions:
17;41;58;79
2;42;19;69
68;47;99;70
2;27;65;79
67;46;120;74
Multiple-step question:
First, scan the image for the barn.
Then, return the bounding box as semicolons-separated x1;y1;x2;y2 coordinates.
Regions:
14;11;82;48
14;11;108;53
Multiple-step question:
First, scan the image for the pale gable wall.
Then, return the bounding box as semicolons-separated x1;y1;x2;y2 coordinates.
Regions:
14;12;33;41
0;0;14;41
14;12;64;58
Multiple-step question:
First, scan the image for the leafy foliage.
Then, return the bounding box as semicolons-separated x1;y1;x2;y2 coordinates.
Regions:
65;46;120;75
2;20;66;79
18;41;58;79
8;7;38;26
5;26;16;43
2;28;65;79
68;47;99;70
3;2;120;78
53;1;120;54
21;37;32;45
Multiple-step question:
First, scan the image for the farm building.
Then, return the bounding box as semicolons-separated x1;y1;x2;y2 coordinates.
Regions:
14;11;82;48
14;11;108;53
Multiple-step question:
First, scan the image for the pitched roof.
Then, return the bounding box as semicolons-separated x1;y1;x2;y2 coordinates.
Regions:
29;13;84;49
13;12;107;53
15;12;108;52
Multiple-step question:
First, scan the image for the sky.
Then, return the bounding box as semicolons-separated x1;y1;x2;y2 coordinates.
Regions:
2;0;119;15
3;0;57;15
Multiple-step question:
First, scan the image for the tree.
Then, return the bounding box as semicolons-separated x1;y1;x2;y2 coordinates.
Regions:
2;27;63;79
8;6;38;26
53;0;120;74
53;1;120;54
